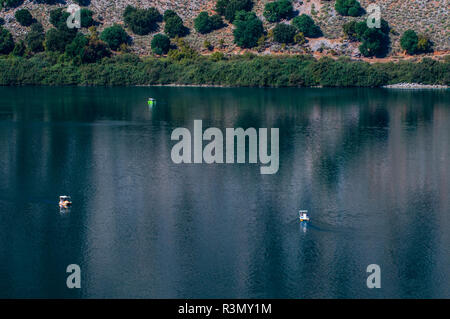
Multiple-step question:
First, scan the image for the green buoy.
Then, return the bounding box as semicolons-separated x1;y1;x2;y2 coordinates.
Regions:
148;98;155;107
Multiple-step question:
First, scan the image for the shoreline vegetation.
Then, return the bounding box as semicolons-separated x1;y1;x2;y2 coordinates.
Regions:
0;51;450;87
0;2;448;87
0;53;449;87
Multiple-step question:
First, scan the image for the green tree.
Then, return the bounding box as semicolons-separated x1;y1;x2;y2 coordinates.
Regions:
73;0;90;5
1;0;23;8
292;14;321;38
215;0;253;23
151;33;170;55
358;29;383;57
400;30;418;54
123;6;162;35
194;12;223;34
164;13;188;38
15;9;33;27
354;21;368;40
194;12;211;34
34;0;57;3
210;15;223;30
65;33;88;59
233;10;264;48
335;0;362;17
25;23;45;52
263;0;293;23
226;0;253;22
48;8;79;49
357;20;390;57
80;9;95;28
49;8;71;29
163;10;178;22
44;23;77;53
273;23;296;44
342;19;390;57
45;29;68;52
45;7;78;54
215;0;229;15
81;36;111;63
0;26;14;54
100;25;130;50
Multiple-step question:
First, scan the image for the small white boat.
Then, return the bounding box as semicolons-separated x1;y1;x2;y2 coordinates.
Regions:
299;210;310;222
59;195;72;208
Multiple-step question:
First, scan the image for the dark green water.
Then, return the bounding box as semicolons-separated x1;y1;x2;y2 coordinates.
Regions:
0;87;449;298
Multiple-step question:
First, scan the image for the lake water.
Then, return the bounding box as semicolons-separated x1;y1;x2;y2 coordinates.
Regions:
0;87;449;298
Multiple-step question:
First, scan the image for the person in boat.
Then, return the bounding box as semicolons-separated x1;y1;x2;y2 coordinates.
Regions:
59;196;72;208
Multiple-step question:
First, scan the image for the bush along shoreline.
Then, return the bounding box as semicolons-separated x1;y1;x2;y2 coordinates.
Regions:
0;52;448;87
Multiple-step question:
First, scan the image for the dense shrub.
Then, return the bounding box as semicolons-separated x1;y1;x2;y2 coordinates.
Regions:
45;8;78;54
163;11;188;38
263;0;293;23
215;0;229;15
215;0;253;22
65;33;88;59
400;30;432;55
45;28;71;52
417;35;432;53
273;23;297;44
294;32;306;45
12;40;26;56
80;9;95;28
34;0;57;3
0;26;14;54
15;9;33;27
167;38;199;62
163;10;178;22
354;21;370;39
73;0;90;5
362;20;389;57
358;29;385;57
335;0;363;17
81;36;111;63
25;23;45;52
49;8;71;29
342;20;358;40
233;11;264;48
0;53;448;87
1;0;23;8
343;20;390;57
151;33;170;55
49;8;80;51
400;30;418;54
292;14;321;38
194;12;223;34
194;12;210;34
209;15;224;31
100;25;130;50
123;5;162;35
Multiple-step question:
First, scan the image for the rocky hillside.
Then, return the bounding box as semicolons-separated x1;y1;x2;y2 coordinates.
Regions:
1;0;449;58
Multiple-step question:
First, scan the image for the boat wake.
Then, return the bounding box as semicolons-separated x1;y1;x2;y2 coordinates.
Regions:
0;194;55;205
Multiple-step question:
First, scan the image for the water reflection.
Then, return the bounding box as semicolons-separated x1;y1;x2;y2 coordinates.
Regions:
0;87;449;298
